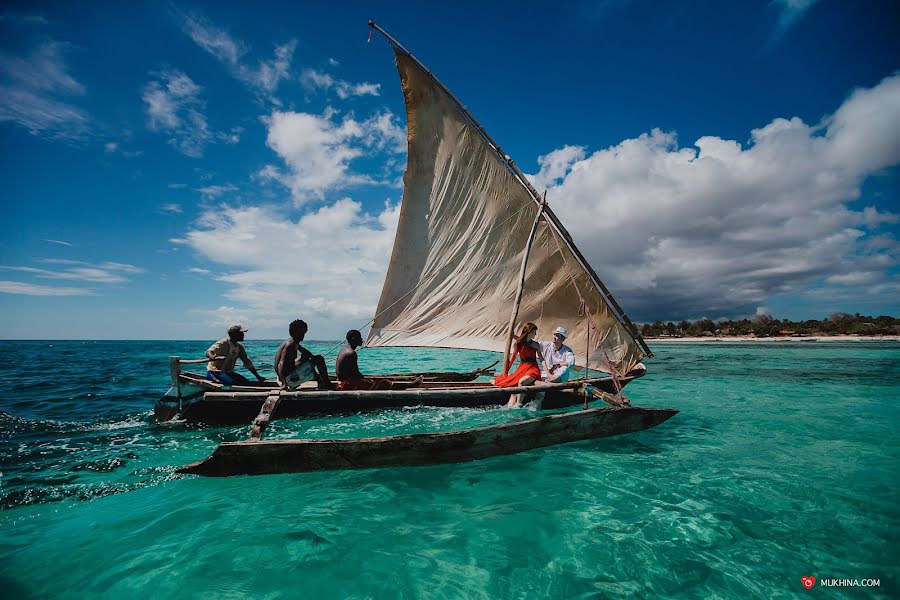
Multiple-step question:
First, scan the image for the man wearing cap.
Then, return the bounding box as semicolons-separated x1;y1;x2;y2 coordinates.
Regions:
538;326;576;383
205;324;266;386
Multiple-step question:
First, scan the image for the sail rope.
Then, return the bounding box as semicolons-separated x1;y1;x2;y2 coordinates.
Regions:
544;222;628;401
319;199;537;359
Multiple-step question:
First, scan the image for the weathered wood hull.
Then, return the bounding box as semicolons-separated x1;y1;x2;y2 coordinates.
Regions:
156;376;639;424
176;406;677;477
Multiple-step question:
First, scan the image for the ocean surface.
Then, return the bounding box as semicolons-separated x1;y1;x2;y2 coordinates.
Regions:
0;340;897;599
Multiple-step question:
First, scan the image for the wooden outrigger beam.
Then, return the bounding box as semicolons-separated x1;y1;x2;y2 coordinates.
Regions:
249;393;282;441
176;405;677;477
204;377;590;401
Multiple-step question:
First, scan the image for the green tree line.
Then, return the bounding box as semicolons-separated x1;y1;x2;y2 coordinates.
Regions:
639;313;900;338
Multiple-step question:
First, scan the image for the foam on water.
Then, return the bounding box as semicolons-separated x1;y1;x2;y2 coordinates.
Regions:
0;340;897;598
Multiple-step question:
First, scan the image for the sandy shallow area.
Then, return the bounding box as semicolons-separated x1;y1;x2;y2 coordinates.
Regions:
648;335;900;343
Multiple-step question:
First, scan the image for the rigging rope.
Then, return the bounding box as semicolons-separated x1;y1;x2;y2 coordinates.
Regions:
546;222;628;401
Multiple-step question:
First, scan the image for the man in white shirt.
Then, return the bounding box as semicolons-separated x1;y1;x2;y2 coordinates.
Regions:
538;326;576;383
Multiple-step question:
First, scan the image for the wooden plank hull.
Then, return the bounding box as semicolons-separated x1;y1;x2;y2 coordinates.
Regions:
157;376;638;424
176;406;677;477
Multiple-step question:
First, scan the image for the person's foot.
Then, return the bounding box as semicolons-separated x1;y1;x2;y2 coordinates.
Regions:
506;395;523;408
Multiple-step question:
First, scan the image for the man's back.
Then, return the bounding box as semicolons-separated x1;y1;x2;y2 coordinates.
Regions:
207;338;241;372
335;345;362;381
274;338;296;382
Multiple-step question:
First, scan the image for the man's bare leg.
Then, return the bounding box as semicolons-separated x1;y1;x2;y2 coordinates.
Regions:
311;355;334;390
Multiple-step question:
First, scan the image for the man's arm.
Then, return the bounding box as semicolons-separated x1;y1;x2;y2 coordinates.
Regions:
205;340;226;360
239;345;266;382
276;343;297;385
294;344;315;366
336;347;363;380
548;347;576;382
346;350;363;379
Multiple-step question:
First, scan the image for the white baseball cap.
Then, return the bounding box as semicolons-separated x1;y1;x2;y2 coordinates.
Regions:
553;326;568;339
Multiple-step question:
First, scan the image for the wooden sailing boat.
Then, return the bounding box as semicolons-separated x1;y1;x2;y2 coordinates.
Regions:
175;22;676;476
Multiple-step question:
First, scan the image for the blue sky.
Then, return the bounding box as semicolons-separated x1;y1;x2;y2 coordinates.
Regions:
1;0;898;340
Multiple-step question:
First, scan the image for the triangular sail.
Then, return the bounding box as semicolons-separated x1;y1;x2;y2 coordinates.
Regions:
367;49;646;377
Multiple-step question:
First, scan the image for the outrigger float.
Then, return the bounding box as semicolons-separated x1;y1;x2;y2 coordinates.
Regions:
174;22;677;477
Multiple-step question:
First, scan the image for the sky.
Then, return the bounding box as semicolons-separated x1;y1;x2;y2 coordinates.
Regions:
1;0;898;340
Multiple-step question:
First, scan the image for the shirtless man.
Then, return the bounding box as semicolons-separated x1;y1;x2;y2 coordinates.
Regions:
274;319;333;390
335;330;423;390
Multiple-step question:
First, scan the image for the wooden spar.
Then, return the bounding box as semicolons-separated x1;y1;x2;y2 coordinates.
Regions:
540;208;652;358
502;195;546;376
178;357;211;365
203;378;588;401
367;21;652;359
249;393;282;441
176;405;678;477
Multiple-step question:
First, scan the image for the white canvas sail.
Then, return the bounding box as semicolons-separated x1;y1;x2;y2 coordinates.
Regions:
367;49;647;377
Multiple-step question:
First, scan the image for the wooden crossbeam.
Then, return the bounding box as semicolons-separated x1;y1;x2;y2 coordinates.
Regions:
249;393;282;441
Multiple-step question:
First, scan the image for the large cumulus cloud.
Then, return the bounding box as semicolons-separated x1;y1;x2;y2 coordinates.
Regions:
532;73;900;320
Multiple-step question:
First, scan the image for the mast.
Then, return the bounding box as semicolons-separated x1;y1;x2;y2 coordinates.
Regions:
367;21;653;358
501;195;546;376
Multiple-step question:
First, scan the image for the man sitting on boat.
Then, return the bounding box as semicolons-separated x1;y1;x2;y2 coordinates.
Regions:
538;326;576;383
336;330;424;390
205;324;266;386
275;319;334;390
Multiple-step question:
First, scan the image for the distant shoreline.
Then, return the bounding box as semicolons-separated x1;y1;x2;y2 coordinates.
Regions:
647;335;900;343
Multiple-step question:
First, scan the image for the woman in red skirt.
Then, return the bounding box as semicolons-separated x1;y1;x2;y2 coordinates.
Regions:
492;322;541;407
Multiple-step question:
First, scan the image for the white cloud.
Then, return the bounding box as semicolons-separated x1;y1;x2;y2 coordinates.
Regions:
186;267;210;275
217;126;242;144
2;260;143;284
261;109;406;204
529;73;900;320
528;145;586;191
181;199;400;333
43;239;72;246
825;272;880;286
0;41;89;140
177;10;295;97
197;184;237;200
160;203;183;214
0;281;93;296
300;68;381;99
142;70;210;157
0;14;51;26
103;141;143;157
771;0;820;40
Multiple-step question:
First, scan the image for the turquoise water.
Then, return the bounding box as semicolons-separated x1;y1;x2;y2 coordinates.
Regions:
1;340;897;598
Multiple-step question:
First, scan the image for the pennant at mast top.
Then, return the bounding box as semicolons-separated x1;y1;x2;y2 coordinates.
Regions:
365;21;652;377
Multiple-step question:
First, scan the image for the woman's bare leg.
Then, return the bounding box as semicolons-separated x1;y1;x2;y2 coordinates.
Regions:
520;376;537;407
507;376;536;408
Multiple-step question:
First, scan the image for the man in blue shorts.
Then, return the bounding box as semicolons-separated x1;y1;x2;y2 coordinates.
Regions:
205;324;266;386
